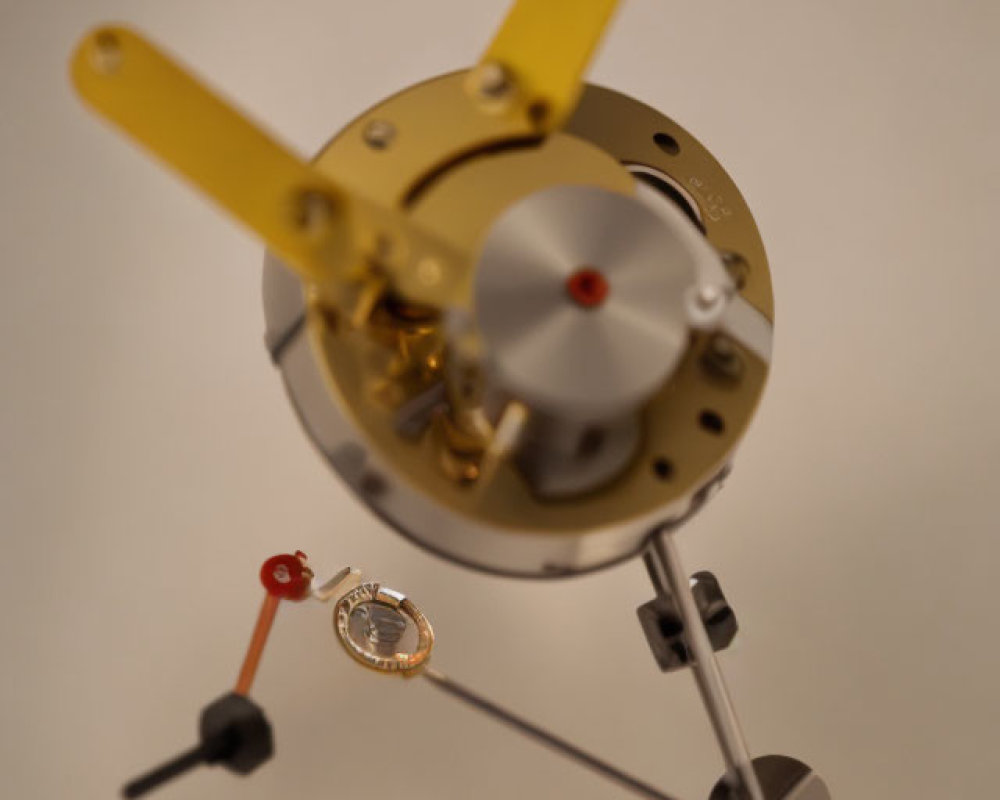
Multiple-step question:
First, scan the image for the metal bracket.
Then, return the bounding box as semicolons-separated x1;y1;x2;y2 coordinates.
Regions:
637;569;738;672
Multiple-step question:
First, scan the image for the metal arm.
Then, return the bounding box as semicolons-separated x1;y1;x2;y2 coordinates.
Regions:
646;529;765;800
472;0;620;129
70;26;463;304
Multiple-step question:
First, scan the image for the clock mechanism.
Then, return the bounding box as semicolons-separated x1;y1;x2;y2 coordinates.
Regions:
71;2;829;798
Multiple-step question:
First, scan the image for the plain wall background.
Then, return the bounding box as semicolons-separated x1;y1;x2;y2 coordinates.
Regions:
1;1;998;797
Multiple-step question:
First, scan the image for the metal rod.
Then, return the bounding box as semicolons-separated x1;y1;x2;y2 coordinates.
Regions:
121;742;211;798
421;666;681;800
646;529;764;800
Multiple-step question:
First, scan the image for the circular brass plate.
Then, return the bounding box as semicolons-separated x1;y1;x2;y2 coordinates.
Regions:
565;85;773;321
276;71;773;573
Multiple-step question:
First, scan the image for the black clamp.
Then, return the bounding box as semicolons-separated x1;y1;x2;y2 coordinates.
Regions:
122;692;273;798
637;563;738;673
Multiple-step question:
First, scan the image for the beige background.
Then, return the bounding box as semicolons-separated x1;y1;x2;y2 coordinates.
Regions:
2;1;999;798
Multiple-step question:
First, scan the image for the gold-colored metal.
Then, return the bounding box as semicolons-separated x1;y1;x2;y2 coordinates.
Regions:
314;322;767;534
305;72;635;494
311;73;537;209
306;75;774;535
564;87;774;320
333;583;434;675
71;26;351;286
71;19;772;540
473;0;620;130
406;122;634;254
70;26;467;306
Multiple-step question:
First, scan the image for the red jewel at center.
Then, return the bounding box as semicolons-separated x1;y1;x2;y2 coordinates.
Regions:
566;267;609;309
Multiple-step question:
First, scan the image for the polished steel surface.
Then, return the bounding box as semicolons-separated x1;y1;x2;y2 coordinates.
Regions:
474;184;700;419
647;530;764;800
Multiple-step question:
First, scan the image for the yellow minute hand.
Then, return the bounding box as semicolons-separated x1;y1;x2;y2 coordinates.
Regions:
70;25;463;303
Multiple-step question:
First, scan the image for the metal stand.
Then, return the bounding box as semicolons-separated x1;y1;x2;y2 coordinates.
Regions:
645;528;765;800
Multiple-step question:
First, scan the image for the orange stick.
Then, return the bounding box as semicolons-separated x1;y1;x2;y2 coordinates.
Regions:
234;592;281;696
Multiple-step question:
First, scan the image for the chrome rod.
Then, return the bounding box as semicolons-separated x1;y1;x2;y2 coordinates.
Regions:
647;529;764;800
421;666;681;800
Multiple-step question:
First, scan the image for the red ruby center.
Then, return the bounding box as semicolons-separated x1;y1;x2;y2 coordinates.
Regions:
566;267;609;309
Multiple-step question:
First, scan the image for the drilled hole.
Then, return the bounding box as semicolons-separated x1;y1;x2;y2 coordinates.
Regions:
698;410;726;435
658;615;683;638
653;132;680;155
652;457;675;480
707;608;733;627
528;101;550;125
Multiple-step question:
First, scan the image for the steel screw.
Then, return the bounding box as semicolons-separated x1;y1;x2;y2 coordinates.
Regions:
475;62;513;99
363;119;396;150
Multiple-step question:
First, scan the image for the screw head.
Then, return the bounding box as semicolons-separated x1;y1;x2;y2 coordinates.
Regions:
721;251;750;289
416;257;443;287
695;284;723;310
362;119;396;150
685;283;728;329
474;62;513;99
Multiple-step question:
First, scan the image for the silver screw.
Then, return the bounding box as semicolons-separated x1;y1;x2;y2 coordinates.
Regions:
721;251;749;289
475;62;513;99
702;335;744;382
363;119;396;150
695;284;724;310
711;335;736;360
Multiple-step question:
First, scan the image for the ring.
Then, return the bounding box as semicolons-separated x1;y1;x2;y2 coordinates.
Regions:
333;582;434;674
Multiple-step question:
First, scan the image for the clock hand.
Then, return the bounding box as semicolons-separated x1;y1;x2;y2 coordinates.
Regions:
70;26;465;306
121;552;313;797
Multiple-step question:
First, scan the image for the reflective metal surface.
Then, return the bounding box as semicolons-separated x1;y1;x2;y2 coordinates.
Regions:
333;582;433;673
647;530;764;800
474;184;704;419
637;570;738;673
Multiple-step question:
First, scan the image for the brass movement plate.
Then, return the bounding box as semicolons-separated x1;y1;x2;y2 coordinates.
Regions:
306;72;773;537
